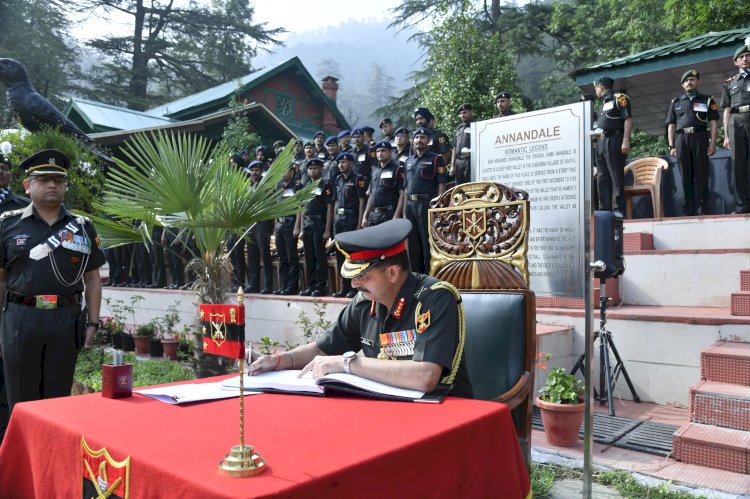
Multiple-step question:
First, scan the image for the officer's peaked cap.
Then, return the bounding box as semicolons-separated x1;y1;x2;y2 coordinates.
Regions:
336;219;412;279
22;149;69;176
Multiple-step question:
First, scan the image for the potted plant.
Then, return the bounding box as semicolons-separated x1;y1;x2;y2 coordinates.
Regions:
148;320;164;357
159;302;182;360
134;323;155;356
100;317;124;349
535;353;585;447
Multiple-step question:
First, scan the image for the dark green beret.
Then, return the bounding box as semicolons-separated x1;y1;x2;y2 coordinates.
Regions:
735;43;750;61
681;69;699;82
593;76;614;88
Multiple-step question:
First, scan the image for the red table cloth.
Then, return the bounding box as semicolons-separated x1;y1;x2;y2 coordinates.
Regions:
0;377;530;498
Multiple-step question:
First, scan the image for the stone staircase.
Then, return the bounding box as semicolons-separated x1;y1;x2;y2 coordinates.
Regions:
673;340;750;474
731;270;750;316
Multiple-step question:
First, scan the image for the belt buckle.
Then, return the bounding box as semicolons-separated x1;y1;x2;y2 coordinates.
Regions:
683;127;694;133
740;105;750;113
35;295;58;309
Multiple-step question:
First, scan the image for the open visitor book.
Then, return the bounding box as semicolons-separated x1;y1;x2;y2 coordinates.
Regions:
221;370;451;403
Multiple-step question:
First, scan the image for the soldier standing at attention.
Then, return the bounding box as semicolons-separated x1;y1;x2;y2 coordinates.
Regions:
393;127;411;167
722;39;750;214
323;136;341;184
379;118;395;144
313;131;327;160
414;107;451;166
593;76;633;216
351;128;375;180
274;165;302;295
362;141;404;227
299;158;333;297
404;127;448;274
244;160;274;294
0;150;104;417
337;130;352;152
494;92;516;118
331;152;367;298
666;70;719;216
453;103;474;185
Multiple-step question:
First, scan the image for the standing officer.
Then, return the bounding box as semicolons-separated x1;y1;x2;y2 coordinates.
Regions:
363;141;404;227
453;103;474;185
244;160;274;294
405;127;448;274
313;131;327;160
337;130;352;152
299;158;333;297
274;164;302;295
494;92;516;118
722;40;750;214
323;136;341;183
0;149;104;417
393;127;411;167
414;107;451;166
666;69;719;216
351;128;375;179
593;76;633;216
332;152;367;298
379;118;395;144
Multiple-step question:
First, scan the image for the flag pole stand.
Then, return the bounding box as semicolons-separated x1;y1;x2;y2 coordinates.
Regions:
218;288;267;477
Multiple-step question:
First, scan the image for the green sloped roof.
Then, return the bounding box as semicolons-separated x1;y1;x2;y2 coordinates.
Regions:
64;98;174;133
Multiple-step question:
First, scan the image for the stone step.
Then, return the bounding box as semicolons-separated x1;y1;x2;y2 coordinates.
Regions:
624;214;750;250
535;278;620;309
623;232;653;251
690;381;750;432
673;422;750;474
702;341;750;387
732;292;750;316
742;270;750;292
618;249;750;307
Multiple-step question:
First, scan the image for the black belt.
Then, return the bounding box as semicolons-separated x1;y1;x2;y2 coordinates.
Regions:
407;193;431;201
730;105;750;114
677;126;706;134
7;291;81;308
602;129;623;136
372;206;395;214
456;154;470;160
304;214;323;219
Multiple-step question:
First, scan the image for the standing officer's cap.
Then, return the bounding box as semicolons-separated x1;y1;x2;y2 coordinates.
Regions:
314;130;325;139
413;127;430;137
324;136;338;146
247;160;264;170
379;118;392;128
735;36;750;60
335;219;412;279
255;145;268;154
457;103;473;112
681;70;699;82
21;149;69;176
273;140;284;148
362;126;375;135
294;139;303;146
351;128;364;136
239;148;249;155
394;126;410;136
413;107;434;121
306;158;324;167
335;152;354;162
374;140;392;150
495;92;512;100
593;76;614;88
336;129;351;139
230;154;245;168
303;141;314;148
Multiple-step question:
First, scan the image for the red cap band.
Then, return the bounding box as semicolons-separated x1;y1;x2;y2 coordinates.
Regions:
349;241;407;262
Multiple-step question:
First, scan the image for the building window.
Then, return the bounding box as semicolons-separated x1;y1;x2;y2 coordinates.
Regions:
275;95;293;116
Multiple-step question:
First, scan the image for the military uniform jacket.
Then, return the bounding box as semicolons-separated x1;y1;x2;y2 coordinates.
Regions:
334;172;367;222
494;110;516;118
427;127;451;156
315;146;327;161
0;204;105;295
666;93;719;130
369;161;404;208
316;273;472;398
405;150;448;196
302;179;333;230
275;180;302;230
352;145;376;178
453;121;473;159
721;73;750;110
323;156;340;184
394;145;411;167
596;90;632;131
0;190;29;214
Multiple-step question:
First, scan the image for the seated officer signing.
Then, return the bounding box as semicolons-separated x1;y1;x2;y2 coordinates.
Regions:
248;219;472;397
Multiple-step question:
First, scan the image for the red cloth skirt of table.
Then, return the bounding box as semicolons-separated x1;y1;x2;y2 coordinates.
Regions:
0;377;530;498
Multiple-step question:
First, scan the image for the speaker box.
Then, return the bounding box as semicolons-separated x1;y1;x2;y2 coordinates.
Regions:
594;211;624;278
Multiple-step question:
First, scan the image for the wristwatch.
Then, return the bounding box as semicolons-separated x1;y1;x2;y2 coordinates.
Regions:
85;321;100;329
343;351;357;374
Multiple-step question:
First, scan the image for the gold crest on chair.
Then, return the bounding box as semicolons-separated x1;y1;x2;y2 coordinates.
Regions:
428;181;530;289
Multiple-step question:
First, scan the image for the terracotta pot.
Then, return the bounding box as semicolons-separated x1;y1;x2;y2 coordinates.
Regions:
121;334;135;352
133;335;151;355
536;396;584;447
162;339;179;360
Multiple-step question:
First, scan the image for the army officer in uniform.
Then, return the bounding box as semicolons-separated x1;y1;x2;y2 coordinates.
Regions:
0;150;105;415
248;219;472;397
722;40;750;214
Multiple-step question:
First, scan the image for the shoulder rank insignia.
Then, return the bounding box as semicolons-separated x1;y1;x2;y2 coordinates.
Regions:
392;297;406;319
357;178;366;188
0;208;23;221
416;310;430;333
616;94;629;108
437;165;446;174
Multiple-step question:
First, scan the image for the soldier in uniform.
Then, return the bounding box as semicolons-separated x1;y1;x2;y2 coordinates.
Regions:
593;76;633;216
337;129;352;152
414;107;451;166
273;140;285;158
0;149;105;416
299;159;333;297
255;145;271;171
298;141;316;186
494;92;516;118
666;69;719;216
722;40;750;214
393;127;411;167
405;127;448;274
332;152;367;298
274;165;302;295
362;126;376;147
323;136;341;183
244;160;274;294
453;103;474;185
293;139;305;162
313;131;327;160
363;141;404;227
248;219;472;398
379;118;395;144
350;128;375;179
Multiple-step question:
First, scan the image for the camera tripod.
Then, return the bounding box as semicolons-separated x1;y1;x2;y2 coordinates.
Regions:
571;276;640;416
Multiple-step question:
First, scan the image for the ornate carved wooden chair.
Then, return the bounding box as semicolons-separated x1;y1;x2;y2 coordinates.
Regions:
428;181;536;464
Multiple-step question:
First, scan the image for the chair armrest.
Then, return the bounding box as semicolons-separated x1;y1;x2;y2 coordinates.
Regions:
490;371;532;409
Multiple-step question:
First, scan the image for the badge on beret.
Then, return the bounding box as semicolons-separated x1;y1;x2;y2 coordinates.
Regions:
358;179;366;188
438;136;446;144
617;94;629;107
416;310;430;333
437;166;446;174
